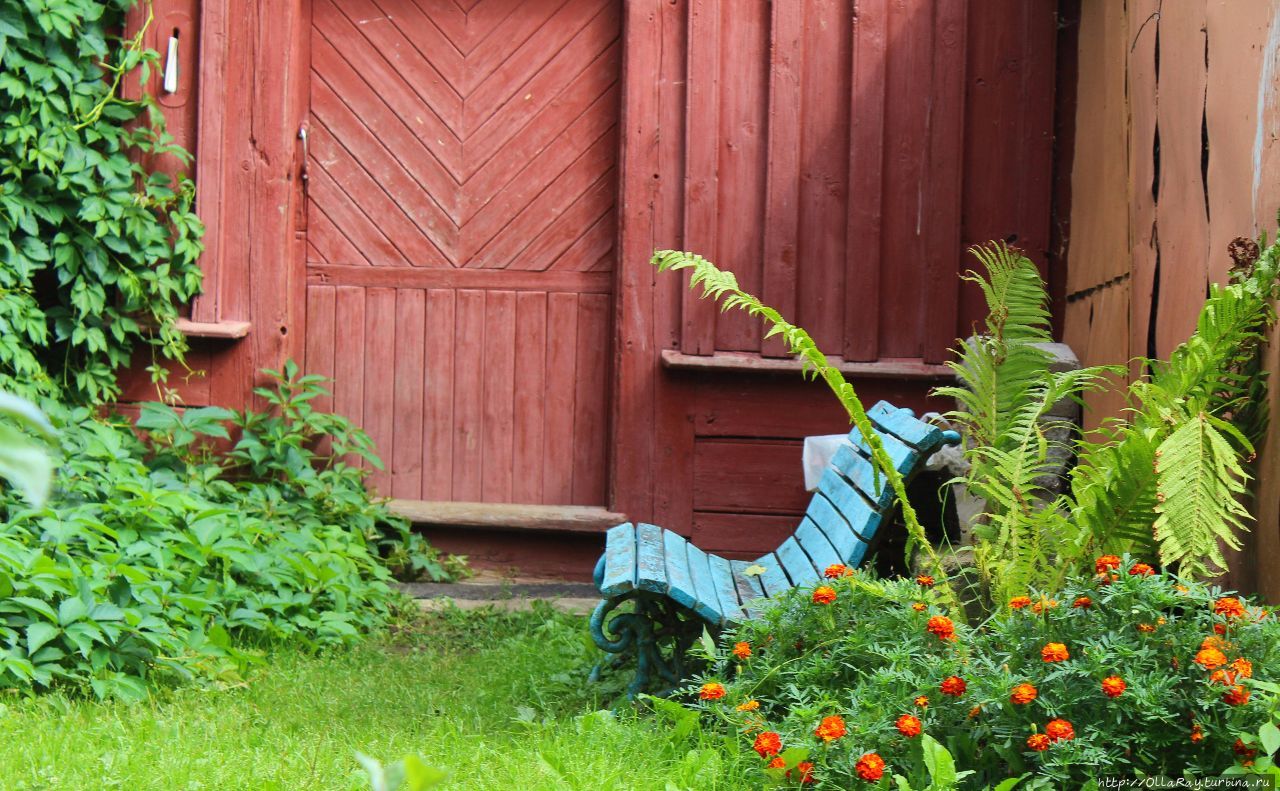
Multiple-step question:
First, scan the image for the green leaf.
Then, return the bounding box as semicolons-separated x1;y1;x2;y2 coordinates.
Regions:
1260;722;1280;756
25;622;58;655
921;733;957;787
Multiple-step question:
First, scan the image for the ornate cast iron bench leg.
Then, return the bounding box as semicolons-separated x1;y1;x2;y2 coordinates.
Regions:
589;593;706;698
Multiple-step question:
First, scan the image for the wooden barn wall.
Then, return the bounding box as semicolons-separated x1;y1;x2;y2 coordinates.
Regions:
613;0;1059;565
119;0;1059;578
1061;0;1280;596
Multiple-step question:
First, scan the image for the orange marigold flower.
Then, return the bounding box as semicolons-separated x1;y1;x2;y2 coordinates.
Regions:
1235;738;1258;758
1009;596;1032;610
753;731;782;758
855;753;886;782
1202;635;1225;650
967;705;982;719
1010;683;1038;705
1073;596;1093;609
1041;642;1070;663
793;761;815;784
1096;572;1118;586
1045;718;1076;742
1232;657;1254;679
1210;669;1237;686
916;574;935;587
1214;623;1227;635
1224;684;1251;706
926;615;957;641
737;699;761;712
912;602;927;612
896;714;922;737
699;682;726;700
1190;724;1204;743
1137;623;1157;633
1130;563;1155;577
1194;647;1228;670
824;563;850;579
733;641;752;660
1026;733;1051;752
1101;676;1127;698
1095;555;1122;574
940;676;967;696
815;714;847;742
812;586;837;605
1214;597;1247;618
1031;598;1058;615
1175;584;1190;594
914;695;929;708
767;756;786;770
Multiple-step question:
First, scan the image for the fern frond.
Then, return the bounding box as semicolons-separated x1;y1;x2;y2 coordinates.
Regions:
1152;413;1251;577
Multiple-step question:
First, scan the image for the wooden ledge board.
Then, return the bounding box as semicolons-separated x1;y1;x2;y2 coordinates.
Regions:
660;350;955;380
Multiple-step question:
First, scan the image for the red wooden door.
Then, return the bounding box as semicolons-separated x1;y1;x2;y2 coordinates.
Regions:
302;0;620;506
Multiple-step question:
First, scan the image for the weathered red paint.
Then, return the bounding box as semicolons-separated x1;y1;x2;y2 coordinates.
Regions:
124;0;1059;578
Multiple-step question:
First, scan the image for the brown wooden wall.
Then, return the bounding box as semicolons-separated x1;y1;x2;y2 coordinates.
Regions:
123;0;1060;579
1060;0;1280;597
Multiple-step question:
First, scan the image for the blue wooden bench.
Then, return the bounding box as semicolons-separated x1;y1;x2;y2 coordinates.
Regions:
588;401;960;696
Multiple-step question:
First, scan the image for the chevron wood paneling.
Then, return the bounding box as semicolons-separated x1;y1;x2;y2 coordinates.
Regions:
305;0;619;506
306;0;620;272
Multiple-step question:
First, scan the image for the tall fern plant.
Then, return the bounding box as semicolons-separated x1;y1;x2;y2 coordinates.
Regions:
935;244;1117;604
1071;236;1280;577
651;251;958;610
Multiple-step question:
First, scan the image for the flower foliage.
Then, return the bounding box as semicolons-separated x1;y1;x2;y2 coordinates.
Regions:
0;0;204;403
687;559;1280;787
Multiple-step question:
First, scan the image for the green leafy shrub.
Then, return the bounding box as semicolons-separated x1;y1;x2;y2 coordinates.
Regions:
0;0;204;402
689;560;1280;788
0;365;456;700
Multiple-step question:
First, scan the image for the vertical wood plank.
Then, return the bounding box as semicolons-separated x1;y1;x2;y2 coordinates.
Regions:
572;292;611;505
1127;0;1159;371
794;0;852;353
304;285;336;413
844;0;887;362
452;289;486;501
760;0;804;357
680;0;720;355
391;289;425;499
512;292;548;503
333;286;366;466
481;290;516;502
1153;0;1209;358
713;0;770;352
544;292;579;503
922;0;967;363
363;288;396;492
423;288;456;499
191;0;228;322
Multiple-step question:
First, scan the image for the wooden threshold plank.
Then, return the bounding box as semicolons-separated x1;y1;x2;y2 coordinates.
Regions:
388;499;627;534
660;349;954;380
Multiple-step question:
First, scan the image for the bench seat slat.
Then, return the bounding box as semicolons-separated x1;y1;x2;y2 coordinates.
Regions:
776;536;819;586
869;400;944;450
634;523;668;594
600;523;637;596
709;554;743;626
730;560;767;620
795;518;841;573
663;529;698;611
817;468;880;537
754;553;791;597
685;543;724;624
804;494;863;560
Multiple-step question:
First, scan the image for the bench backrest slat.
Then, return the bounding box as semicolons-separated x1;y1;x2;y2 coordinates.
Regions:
754;553;792;597
868;400;943;450
730;559;767;619
709;554;743;625
805;492;869;559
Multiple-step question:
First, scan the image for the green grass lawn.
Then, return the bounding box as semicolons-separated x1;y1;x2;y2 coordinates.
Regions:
0;603;749;790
